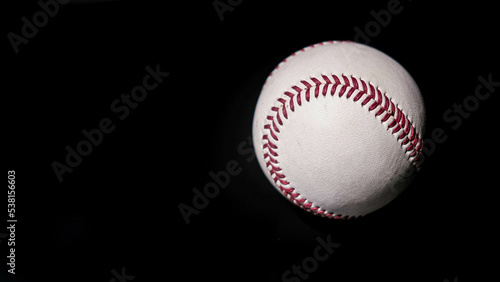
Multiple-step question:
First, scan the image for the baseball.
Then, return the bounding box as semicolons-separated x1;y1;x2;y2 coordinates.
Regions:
252;41;425;219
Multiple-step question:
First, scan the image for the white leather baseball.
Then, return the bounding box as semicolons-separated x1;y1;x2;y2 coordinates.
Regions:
252;41;425;219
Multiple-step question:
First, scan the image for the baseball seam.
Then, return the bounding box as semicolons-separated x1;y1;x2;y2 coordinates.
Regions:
261;51;423;219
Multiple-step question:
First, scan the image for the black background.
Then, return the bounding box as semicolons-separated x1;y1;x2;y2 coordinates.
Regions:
3;0;498;281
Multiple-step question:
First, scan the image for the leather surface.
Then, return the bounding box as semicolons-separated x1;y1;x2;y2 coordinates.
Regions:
253;41;425;217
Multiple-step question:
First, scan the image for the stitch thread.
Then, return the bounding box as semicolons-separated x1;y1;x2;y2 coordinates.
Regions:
262;54;423;219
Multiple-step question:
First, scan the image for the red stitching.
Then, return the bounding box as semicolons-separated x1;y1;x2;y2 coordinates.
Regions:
261;73;423;220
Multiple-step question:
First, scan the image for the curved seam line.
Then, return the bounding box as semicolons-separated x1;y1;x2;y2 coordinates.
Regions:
261;73;423;220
